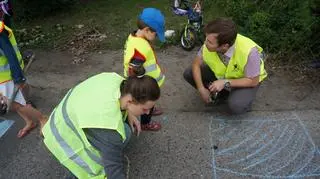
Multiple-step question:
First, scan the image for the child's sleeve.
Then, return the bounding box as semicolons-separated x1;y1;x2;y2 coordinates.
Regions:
128;49;146;76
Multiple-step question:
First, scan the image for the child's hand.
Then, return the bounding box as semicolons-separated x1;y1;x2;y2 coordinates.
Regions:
0;95;8;115
129;64;145;77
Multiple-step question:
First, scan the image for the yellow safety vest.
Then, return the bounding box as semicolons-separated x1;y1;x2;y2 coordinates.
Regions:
123;34;165;87
203;34;267;82
43;73;128;179
0;21;24;83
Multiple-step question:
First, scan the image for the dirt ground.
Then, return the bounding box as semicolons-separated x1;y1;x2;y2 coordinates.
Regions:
0;46;319;179
27;46;319;116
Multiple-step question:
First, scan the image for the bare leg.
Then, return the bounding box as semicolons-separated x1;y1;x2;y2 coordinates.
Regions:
24;105;48;130
21;84;31;102
12;102;36;138
11;102;48;137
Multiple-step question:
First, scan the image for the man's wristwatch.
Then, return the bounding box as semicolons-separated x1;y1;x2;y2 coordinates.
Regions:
224;79;231;90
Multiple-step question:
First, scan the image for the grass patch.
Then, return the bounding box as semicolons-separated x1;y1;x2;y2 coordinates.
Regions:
13;0;222;51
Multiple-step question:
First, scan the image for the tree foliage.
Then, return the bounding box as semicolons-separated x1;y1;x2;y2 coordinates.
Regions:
212;0;319;60
13;0;77;21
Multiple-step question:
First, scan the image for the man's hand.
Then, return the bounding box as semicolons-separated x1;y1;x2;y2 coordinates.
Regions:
127;113;141;137
198;87;211;103
208;79;225;93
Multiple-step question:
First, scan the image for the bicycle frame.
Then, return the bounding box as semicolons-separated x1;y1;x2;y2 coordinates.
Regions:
173;0;204;50
174;0;203;30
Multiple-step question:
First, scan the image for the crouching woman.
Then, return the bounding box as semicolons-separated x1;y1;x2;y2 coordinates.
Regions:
42;71;160;179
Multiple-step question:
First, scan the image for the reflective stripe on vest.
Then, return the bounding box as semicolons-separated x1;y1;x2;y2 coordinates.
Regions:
144;64;157;72
44;73;129;179
155;73;164;83
144;64;165;83
48;89;104;177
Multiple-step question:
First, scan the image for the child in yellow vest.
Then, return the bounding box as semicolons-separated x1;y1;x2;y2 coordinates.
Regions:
0;21;47;138
123;8;165;131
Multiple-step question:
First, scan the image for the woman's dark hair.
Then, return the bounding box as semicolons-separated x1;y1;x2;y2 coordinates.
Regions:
204;18;237;46
120;66;160;104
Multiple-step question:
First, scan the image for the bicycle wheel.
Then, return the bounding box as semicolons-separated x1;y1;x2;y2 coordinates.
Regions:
180;27;197;51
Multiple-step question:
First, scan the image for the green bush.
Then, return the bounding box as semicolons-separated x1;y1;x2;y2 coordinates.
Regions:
215;0;319;61
13;0;77;21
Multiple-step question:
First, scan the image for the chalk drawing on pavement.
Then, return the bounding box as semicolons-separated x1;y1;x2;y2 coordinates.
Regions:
210;114;320;178
0;119;14;138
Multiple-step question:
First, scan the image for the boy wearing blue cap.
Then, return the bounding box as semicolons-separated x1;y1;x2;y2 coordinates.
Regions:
123;8;165;131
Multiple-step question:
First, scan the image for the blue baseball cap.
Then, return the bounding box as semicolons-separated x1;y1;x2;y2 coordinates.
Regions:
139;8;165;42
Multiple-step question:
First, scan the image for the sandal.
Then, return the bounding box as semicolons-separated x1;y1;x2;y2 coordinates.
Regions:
141;121;161;131
151;107;163;116
17;123;37;138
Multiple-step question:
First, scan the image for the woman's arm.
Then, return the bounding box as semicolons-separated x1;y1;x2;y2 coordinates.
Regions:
84;128;126;179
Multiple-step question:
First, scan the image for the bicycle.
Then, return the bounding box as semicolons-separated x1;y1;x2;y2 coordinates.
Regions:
172;0;205;51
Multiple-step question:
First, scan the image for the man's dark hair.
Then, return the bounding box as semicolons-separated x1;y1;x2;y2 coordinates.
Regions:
204;18;237;46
